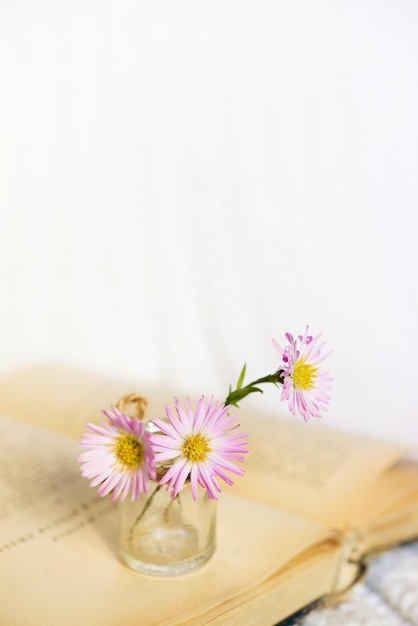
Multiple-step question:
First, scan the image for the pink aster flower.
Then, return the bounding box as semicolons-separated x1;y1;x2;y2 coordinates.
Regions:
78;406;156;502
272;326;332;421
149;397;249;501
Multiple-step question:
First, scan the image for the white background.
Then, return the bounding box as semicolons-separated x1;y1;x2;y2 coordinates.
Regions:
1;1;417;443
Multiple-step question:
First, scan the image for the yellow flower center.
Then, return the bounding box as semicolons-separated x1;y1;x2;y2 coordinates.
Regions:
292;359;318;390
113;433;143;469
182;433;211;463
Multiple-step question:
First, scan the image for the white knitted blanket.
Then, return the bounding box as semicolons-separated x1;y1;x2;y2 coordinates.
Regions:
293;541;418;626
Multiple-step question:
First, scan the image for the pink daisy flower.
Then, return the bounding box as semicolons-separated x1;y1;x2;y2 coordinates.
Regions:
78;406;156;502
273;327;332;421
149;397;249;501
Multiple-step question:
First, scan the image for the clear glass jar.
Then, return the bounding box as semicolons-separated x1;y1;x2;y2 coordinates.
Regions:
119;481;216;576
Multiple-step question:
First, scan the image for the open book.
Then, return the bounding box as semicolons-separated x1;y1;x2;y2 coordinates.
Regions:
0;366;417;626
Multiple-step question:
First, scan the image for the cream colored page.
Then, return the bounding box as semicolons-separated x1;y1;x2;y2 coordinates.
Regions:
0;413;337;626
234;407;407;529
0;366;169;439
351;460;418;553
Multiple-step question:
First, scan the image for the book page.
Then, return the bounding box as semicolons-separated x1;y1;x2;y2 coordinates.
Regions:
352;459;418;554
0;413;340;626
0;366;169;440
235;407;409;529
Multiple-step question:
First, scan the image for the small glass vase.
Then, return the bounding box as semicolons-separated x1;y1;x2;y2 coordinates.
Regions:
119;481;216;576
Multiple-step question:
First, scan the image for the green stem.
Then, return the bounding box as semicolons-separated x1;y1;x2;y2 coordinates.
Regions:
224;369;284;408
127;483;162;541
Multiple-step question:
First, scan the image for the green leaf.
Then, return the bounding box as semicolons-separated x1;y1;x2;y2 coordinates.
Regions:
236;363;246;390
